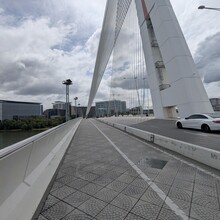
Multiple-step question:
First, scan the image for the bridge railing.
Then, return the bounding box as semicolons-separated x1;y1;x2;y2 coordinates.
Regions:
0;118;82;220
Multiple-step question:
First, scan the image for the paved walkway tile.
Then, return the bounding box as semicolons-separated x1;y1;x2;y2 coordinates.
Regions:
36;119;220;220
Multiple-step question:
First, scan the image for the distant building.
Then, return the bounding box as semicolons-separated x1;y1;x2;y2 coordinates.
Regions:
86;106;96;118
51;101;71;118
81;106;96;118
43;109;65;119
52;101;66;110
0;100;42;120
70;106;96;118
95;100;126;117
210;98;220;111
71;106;77;117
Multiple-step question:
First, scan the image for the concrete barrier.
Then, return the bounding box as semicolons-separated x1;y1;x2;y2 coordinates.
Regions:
0;118;82;220
99;119;220;170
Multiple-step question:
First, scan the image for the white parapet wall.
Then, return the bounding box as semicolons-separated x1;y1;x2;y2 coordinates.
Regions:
0;118;82;220
102;120;220;170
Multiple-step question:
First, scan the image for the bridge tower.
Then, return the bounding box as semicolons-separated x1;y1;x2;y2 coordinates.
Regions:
86;0;214;118
135;0;213;118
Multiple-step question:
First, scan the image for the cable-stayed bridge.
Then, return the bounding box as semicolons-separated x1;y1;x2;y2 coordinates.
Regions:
0;1;220;220
86;0;213;119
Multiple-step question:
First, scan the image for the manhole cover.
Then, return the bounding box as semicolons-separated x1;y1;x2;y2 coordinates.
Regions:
138;158;167;169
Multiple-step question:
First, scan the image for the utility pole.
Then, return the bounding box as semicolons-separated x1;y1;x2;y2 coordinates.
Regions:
198;5;220;11
62;79;72;121
74;97;78;117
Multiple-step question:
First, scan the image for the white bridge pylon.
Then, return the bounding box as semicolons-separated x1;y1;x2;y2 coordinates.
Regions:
86;0;214;118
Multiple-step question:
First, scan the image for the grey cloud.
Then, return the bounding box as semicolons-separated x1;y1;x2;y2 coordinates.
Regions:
0;0;106;108
195;32;220;84
111;75;149;90
14;74;80;96
96;90;109;101
16;83;63;96
0;0;105;44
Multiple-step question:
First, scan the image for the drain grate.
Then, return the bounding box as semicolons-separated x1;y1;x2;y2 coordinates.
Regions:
138;158;168;169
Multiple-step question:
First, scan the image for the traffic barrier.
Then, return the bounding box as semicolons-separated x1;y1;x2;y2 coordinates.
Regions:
99;120;220;170
0;118;82;220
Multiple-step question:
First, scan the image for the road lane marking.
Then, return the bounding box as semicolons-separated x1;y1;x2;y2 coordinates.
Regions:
183;131;208;137
149;125;158;128
90;119;188;220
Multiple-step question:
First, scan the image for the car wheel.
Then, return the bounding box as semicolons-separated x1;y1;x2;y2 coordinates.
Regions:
177;122;182;129
201;124;210;133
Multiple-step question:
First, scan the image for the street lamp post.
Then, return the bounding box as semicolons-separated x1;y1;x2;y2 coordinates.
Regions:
62;79;72;122
74;97;78;117
78;103;81;117
198;5;220;11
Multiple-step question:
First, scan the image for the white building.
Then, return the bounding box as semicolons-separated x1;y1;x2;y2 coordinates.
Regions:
96;100;126;117
52;101;66;110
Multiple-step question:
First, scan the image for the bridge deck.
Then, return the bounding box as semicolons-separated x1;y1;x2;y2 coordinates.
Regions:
36;119;220;220
100;116;220;151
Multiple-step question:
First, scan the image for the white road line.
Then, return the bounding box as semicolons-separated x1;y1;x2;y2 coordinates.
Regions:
90;119;188;220
150;125;158;128
183;131;208;137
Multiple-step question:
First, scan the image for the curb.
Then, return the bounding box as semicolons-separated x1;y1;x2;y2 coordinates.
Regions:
100;119;220;170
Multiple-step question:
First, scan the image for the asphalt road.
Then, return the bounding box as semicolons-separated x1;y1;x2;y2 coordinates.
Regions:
129;119;220;152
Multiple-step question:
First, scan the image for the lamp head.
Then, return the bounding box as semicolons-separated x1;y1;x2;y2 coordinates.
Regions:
62;79;72;85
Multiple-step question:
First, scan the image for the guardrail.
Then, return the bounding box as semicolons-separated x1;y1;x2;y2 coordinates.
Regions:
100;120;220;170
0;118;82;220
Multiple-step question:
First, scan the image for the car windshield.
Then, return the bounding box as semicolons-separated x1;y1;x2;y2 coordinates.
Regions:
206;113;220;118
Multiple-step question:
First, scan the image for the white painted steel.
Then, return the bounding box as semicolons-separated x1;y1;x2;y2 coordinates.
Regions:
86;1;119;116
135;0;213;118
100;119;220;170
87;0;213;119
0;118;82;220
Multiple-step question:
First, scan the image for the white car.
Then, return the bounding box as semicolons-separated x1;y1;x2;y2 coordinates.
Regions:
176;113;220;132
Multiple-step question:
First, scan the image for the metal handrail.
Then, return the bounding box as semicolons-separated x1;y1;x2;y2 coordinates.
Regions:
0;118;80;159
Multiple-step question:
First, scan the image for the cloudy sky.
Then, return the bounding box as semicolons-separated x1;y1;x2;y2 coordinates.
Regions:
0;0;219;110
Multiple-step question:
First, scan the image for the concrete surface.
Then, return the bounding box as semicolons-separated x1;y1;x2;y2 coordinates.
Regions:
36;119;220;220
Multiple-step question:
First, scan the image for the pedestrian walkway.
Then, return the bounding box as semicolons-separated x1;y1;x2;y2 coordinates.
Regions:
36;119;220;220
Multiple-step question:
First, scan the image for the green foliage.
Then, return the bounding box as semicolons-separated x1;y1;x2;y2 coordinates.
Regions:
0;117;65;131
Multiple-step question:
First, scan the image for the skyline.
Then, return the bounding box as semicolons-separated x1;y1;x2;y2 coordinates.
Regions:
0;0;220;110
